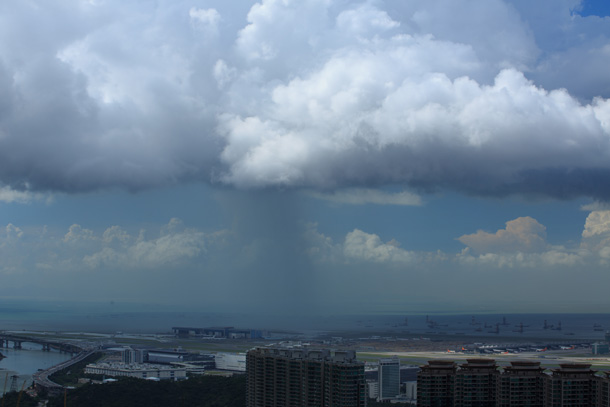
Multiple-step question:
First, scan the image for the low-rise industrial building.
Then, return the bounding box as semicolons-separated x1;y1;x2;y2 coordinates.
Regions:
214;352;246;372
84;362;187;380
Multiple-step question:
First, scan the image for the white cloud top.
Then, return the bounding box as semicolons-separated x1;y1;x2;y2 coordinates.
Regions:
582;210;610;238
344;229;416;263
458;216;547;254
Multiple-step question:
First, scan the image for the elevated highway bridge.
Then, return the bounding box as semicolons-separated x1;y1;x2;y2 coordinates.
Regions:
0;332;93;395
0;333;82;353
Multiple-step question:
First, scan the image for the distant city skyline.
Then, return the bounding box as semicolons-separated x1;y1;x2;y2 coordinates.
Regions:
0;0;610;315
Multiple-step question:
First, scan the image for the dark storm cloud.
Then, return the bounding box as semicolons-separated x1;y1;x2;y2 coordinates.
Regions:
0;0;224;192
1;0;609;200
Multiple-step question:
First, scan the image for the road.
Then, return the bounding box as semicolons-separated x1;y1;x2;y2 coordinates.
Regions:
32;350;96;392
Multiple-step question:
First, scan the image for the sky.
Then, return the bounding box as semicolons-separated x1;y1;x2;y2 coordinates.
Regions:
1;0;610;317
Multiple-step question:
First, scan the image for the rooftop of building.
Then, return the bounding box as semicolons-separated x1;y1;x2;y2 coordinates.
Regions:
379;357;400;364
248;347;361;364
422;360;457;370
551;363;594;373
559;363;592;369
461;358;496;366
503;361;543;371
86;362;186;372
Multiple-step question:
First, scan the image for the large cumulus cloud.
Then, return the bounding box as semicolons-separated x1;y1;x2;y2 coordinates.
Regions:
458;216;547;254
1;0;610;199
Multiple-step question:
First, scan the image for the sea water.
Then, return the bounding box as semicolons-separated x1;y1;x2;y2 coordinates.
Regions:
0;343;71;395
1;299;610;336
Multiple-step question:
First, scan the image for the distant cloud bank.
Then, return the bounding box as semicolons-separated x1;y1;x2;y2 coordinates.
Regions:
2;209;610;308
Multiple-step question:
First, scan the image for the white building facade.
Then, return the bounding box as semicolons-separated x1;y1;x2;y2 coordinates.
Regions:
85;362;187;380
215;352;246;371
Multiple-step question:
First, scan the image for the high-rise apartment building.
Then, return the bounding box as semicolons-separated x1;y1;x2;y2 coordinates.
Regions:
544;364;598;406
598;372;610;407
418;359;610;407
378;357;400;401
246;347;367;407
454;359;499;406
497;361;545;407
418;360;457;407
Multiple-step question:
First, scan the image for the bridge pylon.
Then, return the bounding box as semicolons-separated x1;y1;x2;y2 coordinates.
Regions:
9;375;19;392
